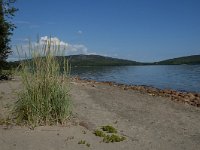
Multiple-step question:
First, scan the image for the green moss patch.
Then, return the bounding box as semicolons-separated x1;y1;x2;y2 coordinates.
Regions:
78;140;86;144
103;134;126;143
94;129;106;137
78;140;90;147
94;125;126;143
101;125;117;133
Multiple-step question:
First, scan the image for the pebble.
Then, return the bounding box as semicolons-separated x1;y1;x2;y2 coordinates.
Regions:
71;77;200;107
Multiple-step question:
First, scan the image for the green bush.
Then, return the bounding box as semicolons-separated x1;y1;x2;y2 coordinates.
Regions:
14;40;71;126
0;70;13;80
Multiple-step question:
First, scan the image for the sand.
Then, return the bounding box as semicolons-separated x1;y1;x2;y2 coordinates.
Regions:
0;77;200;150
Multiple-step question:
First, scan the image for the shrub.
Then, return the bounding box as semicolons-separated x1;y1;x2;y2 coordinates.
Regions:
0;69;13;80
14;40;71;126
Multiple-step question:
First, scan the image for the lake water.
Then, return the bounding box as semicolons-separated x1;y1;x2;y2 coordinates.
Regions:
71;65;200;93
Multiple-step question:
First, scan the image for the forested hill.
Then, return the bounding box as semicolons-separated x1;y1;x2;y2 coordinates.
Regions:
9;55;142;68
8;54;200;68
155;55;200;65
62;55;142;66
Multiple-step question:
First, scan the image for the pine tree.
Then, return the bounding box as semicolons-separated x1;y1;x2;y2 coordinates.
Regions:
0;0;17;73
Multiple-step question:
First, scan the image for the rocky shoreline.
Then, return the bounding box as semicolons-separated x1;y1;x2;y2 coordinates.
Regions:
71;77;200;107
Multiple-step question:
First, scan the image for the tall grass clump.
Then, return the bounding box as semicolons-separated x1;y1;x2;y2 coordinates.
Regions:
14;39;71;126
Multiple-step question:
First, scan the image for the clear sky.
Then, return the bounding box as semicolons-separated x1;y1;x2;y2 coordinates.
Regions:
10;0;200;62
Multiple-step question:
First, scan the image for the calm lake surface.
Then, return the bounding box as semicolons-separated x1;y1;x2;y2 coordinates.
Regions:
71;65;200;93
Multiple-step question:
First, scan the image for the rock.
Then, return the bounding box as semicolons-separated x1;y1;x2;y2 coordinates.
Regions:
123;87;128;90
91;84;96;87
188;93;196;100
164;89;173;94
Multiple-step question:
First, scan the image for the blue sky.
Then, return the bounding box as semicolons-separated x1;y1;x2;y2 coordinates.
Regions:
10;0;200;62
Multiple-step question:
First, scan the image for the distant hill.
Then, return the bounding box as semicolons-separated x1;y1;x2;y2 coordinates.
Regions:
62;55;142;66
8;54;200;68
155;55;200;65
9;55;142;68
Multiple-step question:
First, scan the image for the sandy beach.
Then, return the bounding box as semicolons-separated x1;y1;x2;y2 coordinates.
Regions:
0;77;200;150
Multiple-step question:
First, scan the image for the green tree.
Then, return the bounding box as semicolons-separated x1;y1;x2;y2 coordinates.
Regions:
0;0;17;73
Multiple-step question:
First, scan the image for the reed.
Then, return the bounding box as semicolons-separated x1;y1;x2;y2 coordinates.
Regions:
14;39;71;126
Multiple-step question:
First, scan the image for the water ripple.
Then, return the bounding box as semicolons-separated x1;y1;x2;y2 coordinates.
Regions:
71;65;200;93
